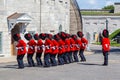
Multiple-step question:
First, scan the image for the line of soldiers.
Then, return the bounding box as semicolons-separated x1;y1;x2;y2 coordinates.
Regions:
13;31;88;69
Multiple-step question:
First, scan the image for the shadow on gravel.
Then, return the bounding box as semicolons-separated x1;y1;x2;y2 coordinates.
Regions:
0;63;30;69
110;48;120;53
78;63;102;66
91;48;120;54
0;64;18;69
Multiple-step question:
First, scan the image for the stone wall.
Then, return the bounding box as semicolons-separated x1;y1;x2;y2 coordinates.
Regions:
114;3;120;13
82;16;120;43
40;0;70;34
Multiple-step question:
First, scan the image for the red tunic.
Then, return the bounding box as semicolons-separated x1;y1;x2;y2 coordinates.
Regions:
27;39;37;54
44;38;53;54
76;39;82;50
81;37;88;50
36;39;43;53
74;39;82;51
52;39;59;54
70;38;75;52
16;39;27;55
58;39;65;54
64;38;71;52
102;38;110;52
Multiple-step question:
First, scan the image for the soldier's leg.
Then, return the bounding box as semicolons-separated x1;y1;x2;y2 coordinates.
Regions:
17;55;24;69
79;49;86;61
104;52;108;65
27;54;32;67
44;53;50;67
73;51;79;62
31;54;35;66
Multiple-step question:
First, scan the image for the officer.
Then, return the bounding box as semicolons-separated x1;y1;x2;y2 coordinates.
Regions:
77;31;88;62
33;33;43;66
24;33;36;67
13;33;27;69
102;29;110;66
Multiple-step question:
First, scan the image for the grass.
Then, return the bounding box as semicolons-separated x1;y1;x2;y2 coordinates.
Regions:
110;41;120;47
81;11;120;16
109;29;120;40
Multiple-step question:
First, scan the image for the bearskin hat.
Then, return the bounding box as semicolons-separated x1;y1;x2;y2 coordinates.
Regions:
71;34;77;40
59;32;66;40
47;34;53;39
33;33;39;40
13;33;21;41
66;33;70;38
53;34;60;41
24;33;32;41
77;31;84;38
39;33;46;40
102;29;109;38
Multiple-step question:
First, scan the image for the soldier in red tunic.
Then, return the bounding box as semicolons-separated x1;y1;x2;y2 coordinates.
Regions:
13;33;27;69
24;33;36;67
102;29;110;66
77;31;88;62
48;34;58;66
64;33;71;64
33;33;43;66
60;32;69;64
44;33;53;67
69;35;75;63
71;34;81;62
55;34;64;65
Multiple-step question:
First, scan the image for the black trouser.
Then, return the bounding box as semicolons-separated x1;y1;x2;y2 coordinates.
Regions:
63;52;69;64
44;53;50;67
36;52;43;66
27;53;35;67
68;51;73;63
103;52;109;65
17;54;25;69
73;50;79;62
79;49;86;61
50;54;57;66
58;54;64;65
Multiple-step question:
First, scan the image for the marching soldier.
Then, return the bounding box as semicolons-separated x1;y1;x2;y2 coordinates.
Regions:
69;35;75;63
64;33;71;64
24;33;36;67
50;34;58;66
13;33;27;69
55;34;65;65
60;32;69;64
71;34;81;62
77;31;88;62
102;29;110;66
33;33;43;66
44;33;53;67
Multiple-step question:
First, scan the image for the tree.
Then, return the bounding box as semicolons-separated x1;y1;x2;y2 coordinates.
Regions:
102;5;114;10
102;5;114;13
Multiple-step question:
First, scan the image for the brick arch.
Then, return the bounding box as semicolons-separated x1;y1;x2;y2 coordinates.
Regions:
70;0;83;34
